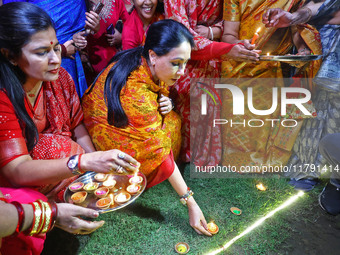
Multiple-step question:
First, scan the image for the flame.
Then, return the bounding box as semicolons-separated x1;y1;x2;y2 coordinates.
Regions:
256;183;267;191
267;52;270;56
256;27;261;33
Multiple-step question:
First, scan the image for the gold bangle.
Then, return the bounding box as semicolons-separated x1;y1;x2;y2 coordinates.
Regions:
41;202;52;234
29;202;42;236
36;200;46;235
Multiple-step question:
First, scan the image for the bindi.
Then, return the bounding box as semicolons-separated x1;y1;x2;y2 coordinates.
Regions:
50;41;53;45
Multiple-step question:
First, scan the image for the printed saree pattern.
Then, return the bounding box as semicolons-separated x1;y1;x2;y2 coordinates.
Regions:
0;68;84;200
221;0;322;170
82;60;181;180
165;0;234;166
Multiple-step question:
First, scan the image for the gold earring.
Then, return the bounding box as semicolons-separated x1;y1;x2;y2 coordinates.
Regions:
10;61;17;66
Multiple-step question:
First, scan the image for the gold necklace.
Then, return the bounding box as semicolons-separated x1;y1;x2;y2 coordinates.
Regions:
26;82;42;106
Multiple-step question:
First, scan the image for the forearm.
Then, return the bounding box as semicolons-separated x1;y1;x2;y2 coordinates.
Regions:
290;3;323;25
221;21;241;44
0;202;33;238
73;123;96;153
221;34;241;44
167;164;189;196
211;27;222;40
2;156;73;187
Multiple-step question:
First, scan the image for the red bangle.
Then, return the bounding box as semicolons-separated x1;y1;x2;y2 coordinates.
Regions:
49;201;58;230
10;201;25;236
60;44;67;57
78;153;84;173
24;203;36;236
0;197;8;203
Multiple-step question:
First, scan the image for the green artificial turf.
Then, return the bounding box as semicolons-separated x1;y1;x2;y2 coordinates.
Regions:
42;164;315;255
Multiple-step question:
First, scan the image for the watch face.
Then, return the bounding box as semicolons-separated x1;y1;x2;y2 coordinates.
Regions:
68;160;77;168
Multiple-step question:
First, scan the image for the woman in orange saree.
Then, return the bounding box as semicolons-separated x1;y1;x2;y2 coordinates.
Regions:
82;20;212;236
220;0;322;170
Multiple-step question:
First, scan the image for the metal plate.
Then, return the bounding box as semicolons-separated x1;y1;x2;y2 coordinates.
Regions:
64;171;146;214
260;55;322;62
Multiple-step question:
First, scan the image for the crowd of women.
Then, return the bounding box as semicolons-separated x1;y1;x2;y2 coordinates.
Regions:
0;0;339;254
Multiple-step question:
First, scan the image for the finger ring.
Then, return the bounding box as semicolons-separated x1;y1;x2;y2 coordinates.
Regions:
116;165;124;174
118;152;126;159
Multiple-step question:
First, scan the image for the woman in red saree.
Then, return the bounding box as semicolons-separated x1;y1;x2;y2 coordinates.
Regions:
122;0;164;50
82;20;212;236
164;0;260;166
0;3;139;204
0;3;139;253
0;187;105;255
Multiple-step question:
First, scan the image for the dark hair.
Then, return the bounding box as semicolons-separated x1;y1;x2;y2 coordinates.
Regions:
0;2;55;151
91;19;194;128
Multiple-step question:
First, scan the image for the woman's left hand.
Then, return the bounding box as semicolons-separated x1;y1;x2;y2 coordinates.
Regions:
158;94;173;115
55;203;105;235
105;29;122;46
187;201;212;236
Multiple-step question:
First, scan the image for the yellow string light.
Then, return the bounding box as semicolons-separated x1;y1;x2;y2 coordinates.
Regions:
206;191;304;255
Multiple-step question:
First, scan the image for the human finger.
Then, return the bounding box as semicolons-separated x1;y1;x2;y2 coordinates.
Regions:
243;39;255;50
262;9;270;22
159;100;170;107
239;49;260;62
198;215;212;236
158;97;168;103
114;151;140;172
192;223;212;236
85;11;99;22
72;219;105;235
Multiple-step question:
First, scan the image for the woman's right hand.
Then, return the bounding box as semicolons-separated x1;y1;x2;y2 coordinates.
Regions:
262;8;293;28
224;44;261;62
82;149;140;174
56;203;105;235
72;31;87;49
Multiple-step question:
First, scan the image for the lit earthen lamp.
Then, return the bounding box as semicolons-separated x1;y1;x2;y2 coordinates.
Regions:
207;222;219;234
114;192;131;204
94;173;108;182
103;176;117;190
126;184;141;194
129;172;143;184
256;183;267;191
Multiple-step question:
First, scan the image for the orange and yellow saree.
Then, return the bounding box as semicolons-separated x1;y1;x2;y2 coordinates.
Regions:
82;60;181;187
220;0;322;170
